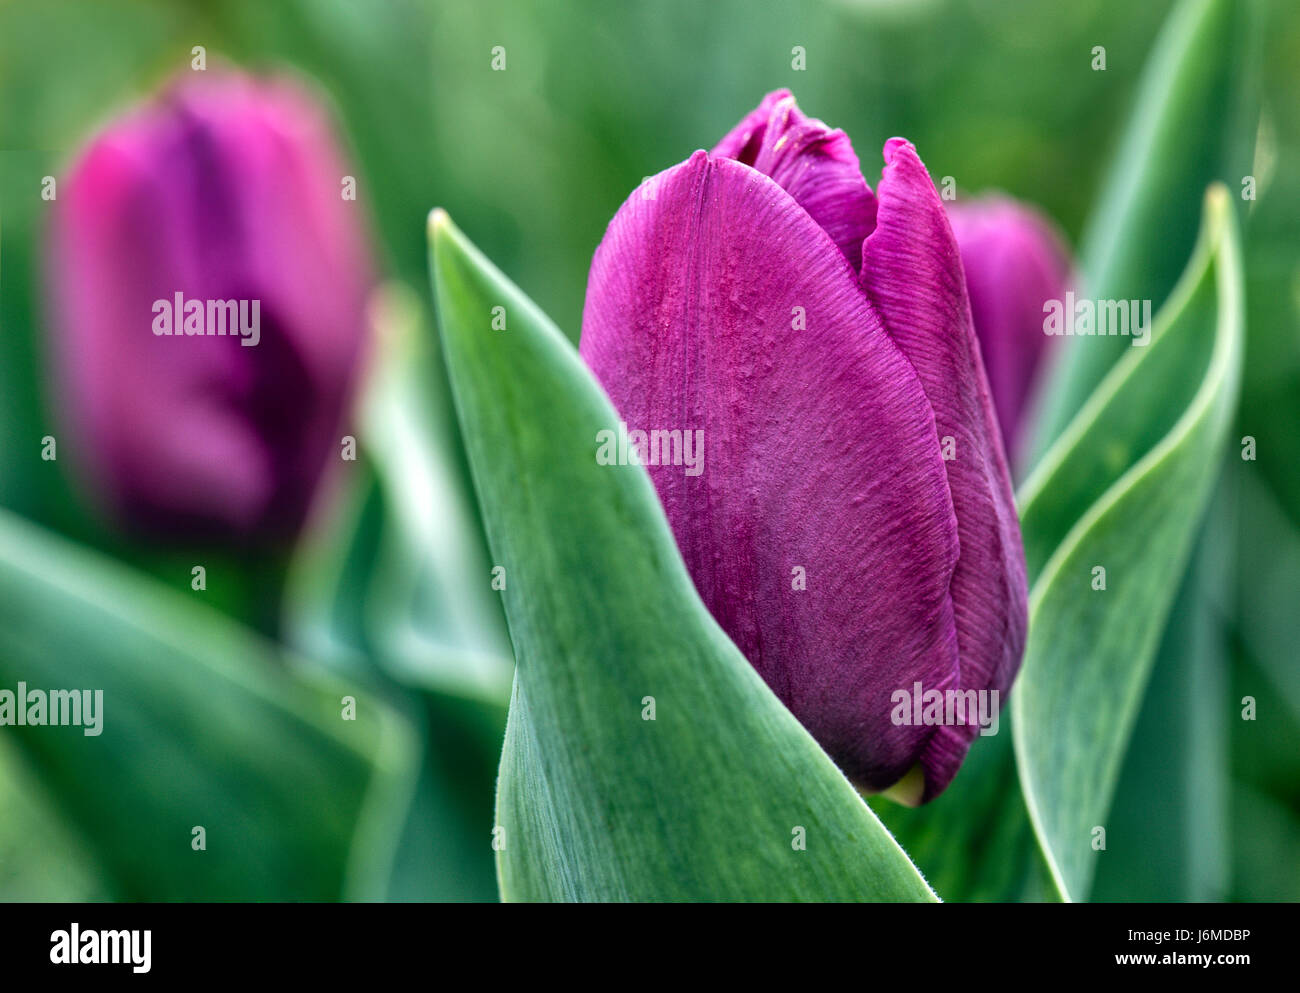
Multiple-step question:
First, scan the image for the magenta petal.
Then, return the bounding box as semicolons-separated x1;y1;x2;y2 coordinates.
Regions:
860;139;1029;799
712;90;877;273
581;151;962;791
710;89;791;161
47;71;373;542
946;196;1074;459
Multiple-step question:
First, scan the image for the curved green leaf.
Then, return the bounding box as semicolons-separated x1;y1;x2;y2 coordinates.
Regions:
0;509;416;901
1031;0;1261;458
1091;510;1232;902
0;737;108;900
429;210;935;903
1012;185;1244;902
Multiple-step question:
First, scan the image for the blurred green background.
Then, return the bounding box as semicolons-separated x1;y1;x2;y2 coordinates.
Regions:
1;0;1296;901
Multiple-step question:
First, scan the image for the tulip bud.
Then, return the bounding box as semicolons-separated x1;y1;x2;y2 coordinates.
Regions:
581;91;1027;802
46;70;374;543
946;196;1074;460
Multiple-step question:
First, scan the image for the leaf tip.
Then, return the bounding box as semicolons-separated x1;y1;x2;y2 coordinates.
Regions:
428;208;467;269
428;206;451;238
1203;182;1232;231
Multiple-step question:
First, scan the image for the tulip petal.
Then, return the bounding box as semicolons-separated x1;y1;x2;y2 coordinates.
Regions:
860;139;1028;798
946;196;1073;458
712;90;877;273
48;71;373;541
52;128;272;535
165;74;373;532
581;150;961;792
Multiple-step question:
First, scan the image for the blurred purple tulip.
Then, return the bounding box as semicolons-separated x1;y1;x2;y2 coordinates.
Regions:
580;91;1027;802
47;69;374;543
946;196;1074;460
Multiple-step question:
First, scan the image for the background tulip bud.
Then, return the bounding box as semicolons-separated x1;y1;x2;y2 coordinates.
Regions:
46;69;374;543
945;196;1074;461
581;92;1027;803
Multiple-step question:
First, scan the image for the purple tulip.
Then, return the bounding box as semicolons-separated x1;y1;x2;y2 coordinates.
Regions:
946;196;1074;460
47;70;374;543
580;91;1027;803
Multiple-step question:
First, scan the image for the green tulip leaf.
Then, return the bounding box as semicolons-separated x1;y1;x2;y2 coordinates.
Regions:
285;282;513;705
1031;0;1261;457
0;737;109;900
1013;185;1244;902
0;509;416;901
429;210;936;903
283;284;512;902
1090;511;1232;902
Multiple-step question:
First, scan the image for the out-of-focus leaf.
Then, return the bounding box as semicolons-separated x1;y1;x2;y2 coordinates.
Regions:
0;737;108;900
1236;467;1300;720
284;283;511;902
1013;186;1244;902
1228;470;1300;901
1229;783;1300;901
1227;641;1300;902
286;282;512;704
430;210;936;902
377;690;506;902
1031;0;1261;457
0;153;70;524
0;509;416;901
